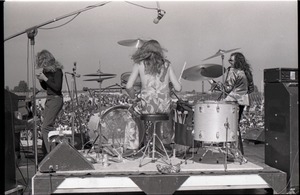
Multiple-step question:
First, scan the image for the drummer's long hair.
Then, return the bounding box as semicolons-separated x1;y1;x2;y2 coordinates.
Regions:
131;40;169;75
36;49;63;72
231;52;254;93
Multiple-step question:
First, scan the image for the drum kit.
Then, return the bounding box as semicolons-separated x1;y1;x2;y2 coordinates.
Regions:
176;47;247;168
82;39;147;161
80;40;246;168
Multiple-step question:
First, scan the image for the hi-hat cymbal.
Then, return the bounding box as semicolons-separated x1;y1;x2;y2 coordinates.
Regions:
118;39;147;48
84;76;115;82
84;72;116;77
182;64;225;81
202;48;241;61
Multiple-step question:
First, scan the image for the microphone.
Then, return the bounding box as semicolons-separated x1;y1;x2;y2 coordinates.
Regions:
153;9;166;24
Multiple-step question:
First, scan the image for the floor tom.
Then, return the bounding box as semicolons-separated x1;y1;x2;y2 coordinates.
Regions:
193;101;239;142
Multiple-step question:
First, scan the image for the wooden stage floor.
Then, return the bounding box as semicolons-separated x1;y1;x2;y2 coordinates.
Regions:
12;141;290;195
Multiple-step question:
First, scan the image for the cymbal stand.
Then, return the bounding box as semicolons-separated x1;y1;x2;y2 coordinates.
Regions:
220;53;225;83
201;81;205;94
69;73;75;146
88;68;106;162
85;88;96;107
65;63;84;147
97;76;103;157
224;117;229;171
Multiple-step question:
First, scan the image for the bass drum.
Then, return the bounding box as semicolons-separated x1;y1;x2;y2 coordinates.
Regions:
100;105;144;153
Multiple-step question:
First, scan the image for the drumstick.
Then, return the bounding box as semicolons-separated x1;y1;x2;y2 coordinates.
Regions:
178;61;186;83
177;111;182;124
174;110;177;123
182;111;188;124
208;79;216;85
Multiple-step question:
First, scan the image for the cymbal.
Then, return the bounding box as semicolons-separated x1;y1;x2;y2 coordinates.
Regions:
202;48;240;61
118;38;147;48
182;64;225;81
84;72;116;77
84;76;115;82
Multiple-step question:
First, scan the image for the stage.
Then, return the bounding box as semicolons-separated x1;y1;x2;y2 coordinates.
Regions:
32;144;287;194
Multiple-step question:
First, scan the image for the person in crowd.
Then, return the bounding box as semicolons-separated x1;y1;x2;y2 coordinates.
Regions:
212;52;254;154
126;39;182;151
36;49;64;161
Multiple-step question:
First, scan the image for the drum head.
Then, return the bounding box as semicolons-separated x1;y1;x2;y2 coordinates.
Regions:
100;105;144;157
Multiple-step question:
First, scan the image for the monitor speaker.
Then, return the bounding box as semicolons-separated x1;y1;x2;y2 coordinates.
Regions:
38;141;95;173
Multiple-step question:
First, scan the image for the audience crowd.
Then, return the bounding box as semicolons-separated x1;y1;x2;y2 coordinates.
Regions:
21;91;264;146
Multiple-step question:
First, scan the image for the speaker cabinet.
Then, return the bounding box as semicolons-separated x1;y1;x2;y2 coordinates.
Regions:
264;68;299;190
4;90;18;191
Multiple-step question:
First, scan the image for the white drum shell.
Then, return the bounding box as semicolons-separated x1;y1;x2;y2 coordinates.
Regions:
194;101;239;142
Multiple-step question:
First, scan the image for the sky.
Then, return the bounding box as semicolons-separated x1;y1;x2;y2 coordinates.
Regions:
3;0;298;93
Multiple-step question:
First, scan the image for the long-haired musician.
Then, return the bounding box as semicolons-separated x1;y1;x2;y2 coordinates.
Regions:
36;49;64;161
126;40;182;149
213;52;254;154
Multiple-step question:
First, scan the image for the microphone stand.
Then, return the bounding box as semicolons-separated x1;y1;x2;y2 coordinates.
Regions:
70;70;76;147
216;53;225;100
71;66;84;149
27;28;39;172
65;72;75;146
220;52;225;84
97;69;104;160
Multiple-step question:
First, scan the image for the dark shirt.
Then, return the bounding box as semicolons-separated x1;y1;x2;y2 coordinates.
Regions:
40;69;63;96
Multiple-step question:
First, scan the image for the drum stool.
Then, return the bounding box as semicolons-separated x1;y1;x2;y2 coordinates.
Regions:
139;114;172;167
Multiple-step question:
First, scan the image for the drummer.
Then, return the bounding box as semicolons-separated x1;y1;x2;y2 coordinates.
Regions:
211;52;254;154
125;40;182;149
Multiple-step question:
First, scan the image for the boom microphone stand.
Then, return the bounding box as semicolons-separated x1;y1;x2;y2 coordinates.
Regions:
4;2;111;174
4;2;111;42
27;28;39;171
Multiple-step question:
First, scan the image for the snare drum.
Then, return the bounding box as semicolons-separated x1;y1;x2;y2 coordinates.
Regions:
193;101;239;142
